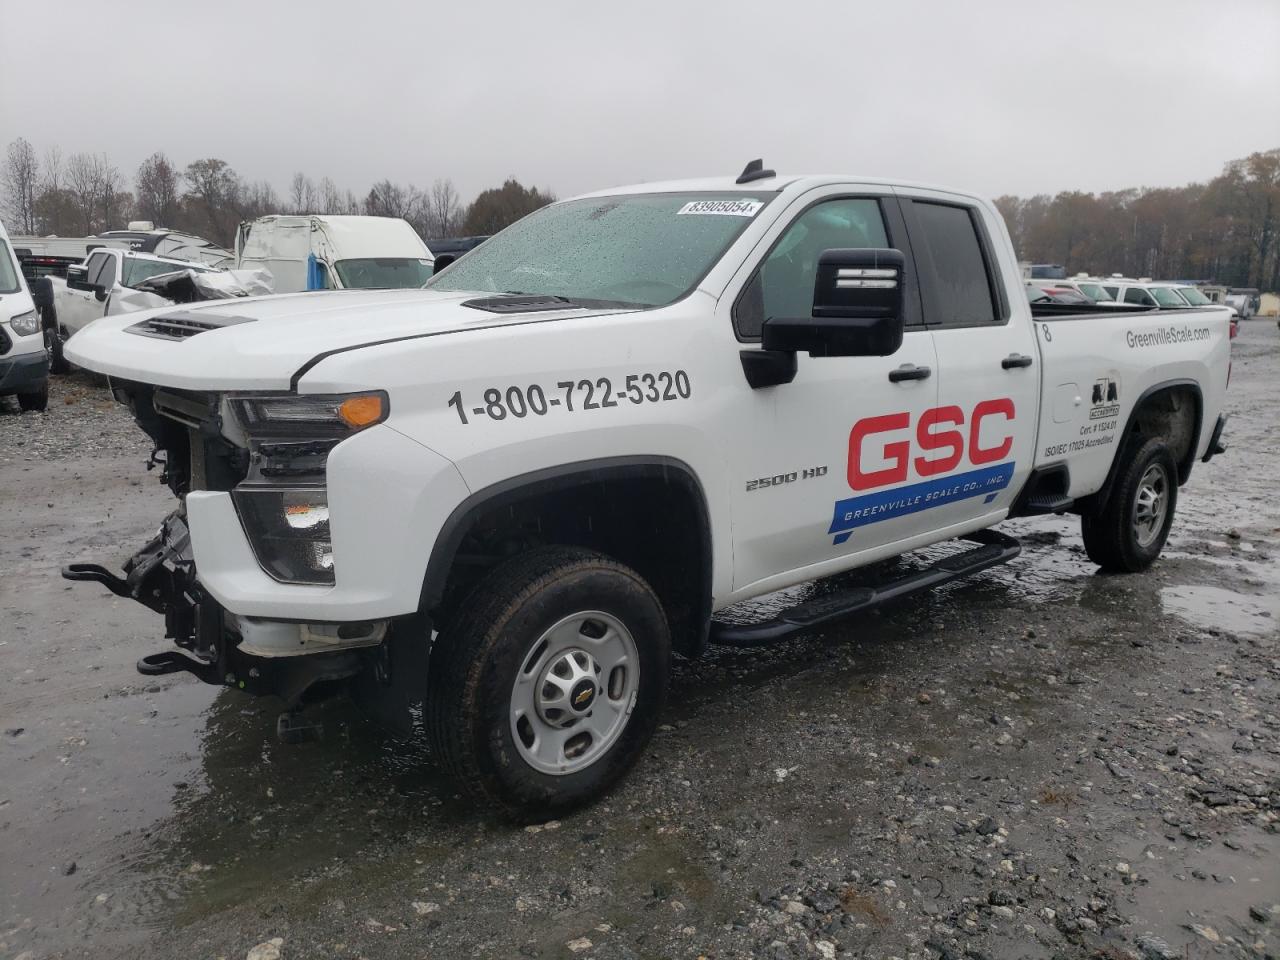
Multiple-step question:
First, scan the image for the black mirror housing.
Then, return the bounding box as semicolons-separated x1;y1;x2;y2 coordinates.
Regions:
66;264;91;292
762;248;906;357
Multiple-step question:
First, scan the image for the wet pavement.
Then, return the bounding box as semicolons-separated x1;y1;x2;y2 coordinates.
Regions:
1;323;1277;960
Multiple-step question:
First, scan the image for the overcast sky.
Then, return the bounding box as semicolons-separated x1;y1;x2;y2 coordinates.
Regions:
3;0;1278;205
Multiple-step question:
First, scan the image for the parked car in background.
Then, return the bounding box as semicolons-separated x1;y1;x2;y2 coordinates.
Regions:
1223;288;1259;319
0;219;49;411
43;248;221;371
1025;284;1091;305
425;235;489;271
96;222;233;267
1026;278;1127;307
235;215;434;293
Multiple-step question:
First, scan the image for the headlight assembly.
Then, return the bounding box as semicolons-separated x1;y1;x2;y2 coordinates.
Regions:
9;309;40;337
228;391;388;585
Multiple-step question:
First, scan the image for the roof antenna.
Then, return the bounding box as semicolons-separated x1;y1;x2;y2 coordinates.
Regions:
736;158;775;185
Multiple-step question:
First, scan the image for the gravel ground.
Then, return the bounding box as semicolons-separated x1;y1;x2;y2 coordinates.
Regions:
1;324;1277;960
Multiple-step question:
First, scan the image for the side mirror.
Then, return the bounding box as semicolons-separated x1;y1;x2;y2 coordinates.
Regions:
762;248;905;357
93;284;109;302
66;264;91;292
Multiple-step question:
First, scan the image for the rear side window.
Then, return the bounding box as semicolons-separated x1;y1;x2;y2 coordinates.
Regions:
1124;288;1155;306
908;201;1000;326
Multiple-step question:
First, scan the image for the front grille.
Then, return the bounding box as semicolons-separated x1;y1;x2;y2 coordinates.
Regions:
127;311;254;341
0;327;10;355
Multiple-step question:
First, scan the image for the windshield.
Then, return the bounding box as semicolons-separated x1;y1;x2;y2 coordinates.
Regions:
425;193;772;307
1077;282;1111;301
123;257;207;287
335;258;434;289
0;240;20;293
1176;286;1210;305
1150;286;1187;308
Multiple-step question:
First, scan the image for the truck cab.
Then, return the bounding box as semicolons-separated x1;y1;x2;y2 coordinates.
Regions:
235;215;435;293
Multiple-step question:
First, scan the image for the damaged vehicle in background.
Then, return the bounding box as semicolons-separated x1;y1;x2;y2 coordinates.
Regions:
236;215;434;292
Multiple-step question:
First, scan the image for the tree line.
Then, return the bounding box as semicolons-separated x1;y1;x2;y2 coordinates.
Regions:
0;138;556;248
995;148;1279;290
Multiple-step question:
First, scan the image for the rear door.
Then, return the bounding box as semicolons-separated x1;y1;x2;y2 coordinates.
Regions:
896;191;1039;529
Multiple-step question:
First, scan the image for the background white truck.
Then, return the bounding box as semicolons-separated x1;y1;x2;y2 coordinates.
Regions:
41;248;221;372
235;215;434;292
64;163;1230;815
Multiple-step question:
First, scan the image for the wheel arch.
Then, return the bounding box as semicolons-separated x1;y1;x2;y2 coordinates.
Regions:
420;455;715;659
1082;378;1202;515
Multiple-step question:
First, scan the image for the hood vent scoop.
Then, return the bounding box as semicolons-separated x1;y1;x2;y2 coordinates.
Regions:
127;311;255;341
462;295;576;314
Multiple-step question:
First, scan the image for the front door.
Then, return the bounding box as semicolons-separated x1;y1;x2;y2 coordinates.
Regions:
723;190;940;594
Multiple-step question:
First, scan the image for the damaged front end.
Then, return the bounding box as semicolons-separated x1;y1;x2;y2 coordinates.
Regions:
62;380;386;711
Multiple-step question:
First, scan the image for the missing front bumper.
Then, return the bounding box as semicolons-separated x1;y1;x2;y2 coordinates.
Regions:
62;508;366;707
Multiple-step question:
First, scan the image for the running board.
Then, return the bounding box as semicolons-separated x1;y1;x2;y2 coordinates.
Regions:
709;530;1021;648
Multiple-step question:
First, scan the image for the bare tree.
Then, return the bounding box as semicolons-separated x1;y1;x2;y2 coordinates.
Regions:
2;138;41;233
66;152;104;234
289;172;311;214
365;179;422;221
183;158;241;244
425;178;462;237
135;152;180;226
320;177;344;215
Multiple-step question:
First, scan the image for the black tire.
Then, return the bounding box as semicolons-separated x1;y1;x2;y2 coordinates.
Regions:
18;380;49;412
425;546;671;819
1081;437;1177;572
43;306;70;375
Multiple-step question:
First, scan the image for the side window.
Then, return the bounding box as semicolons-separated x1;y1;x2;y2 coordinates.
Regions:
733;197;889;339
1103;285;1119;299
1124;288;1154;306
84;252;110;286
908;201;1000;326
92;253;119;288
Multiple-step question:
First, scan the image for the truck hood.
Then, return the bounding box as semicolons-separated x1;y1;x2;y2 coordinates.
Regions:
66;289;632;391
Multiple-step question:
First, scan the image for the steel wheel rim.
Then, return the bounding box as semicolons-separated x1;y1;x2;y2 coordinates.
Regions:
509;611;639;776
1133;462;1169;547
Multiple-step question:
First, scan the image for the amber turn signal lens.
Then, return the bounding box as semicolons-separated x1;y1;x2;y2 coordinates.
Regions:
338;394;385;428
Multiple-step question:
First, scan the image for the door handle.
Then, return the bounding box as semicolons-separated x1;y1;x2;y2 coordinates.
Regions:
1001;353;1034;369
888;364;932;383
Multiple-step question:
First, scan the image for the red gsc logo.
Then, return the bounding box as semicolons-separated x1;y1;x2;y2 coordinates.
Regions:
847;399;1016;491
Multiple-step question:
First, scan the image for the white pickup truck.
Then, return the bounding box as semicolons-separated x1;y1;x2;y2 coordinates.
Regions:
64;163;1230;816
43;248;219;371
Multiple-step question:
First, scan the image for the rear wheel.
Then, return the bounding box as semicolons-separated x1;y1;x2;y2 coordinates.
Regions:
1081;437;1177;572
425;546;670;819
18;381;49;412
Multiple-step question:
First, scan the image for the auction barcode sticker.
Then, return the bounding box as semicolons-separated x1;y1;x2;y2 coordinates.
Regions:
677;199;764;217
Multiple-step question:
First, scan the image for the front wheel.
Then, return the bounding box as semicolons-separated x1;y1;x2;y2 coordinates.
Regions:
425;546;671;818
18;381;49;412
1081;437;1178;572
43;309;70;375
